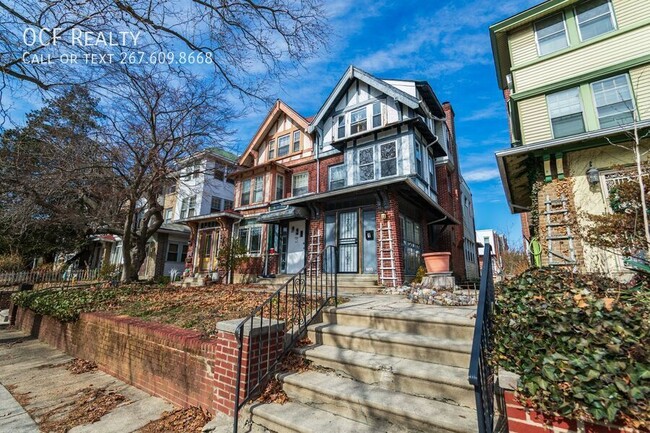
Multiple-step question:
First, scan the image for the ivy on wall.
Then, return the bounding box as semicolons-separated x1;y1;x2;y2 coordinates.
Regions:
494;268;649;428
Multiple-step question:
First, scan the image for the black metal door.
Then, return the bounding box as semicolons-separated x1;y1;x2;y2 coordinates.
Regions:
338;211;358;273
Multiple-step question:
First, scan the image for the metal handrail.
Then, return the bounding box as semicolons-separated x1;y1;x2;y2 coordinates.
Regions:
232;245;338;433
469;244;495;433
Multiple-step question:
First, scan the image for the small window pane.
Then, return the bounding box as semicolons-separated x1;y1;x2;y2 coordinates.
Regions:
535;13;568;55
292;131;301;152
576;0;615;41
337;115;345;139
278;134;290;157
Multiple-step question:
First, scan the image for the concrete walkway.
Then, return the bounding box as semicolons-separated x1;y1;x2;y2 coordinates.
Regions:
0;326;174;433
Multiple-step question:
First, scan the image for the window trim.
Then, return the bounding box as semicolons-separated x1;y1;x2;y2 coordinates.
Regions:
252;175;264;203
575;0;616;42
534;12;570;57
546;86;586;139
277;134;290;158
292;172;309;197
358;146;375;183
275;174;285;201
329;163;347;190
240;179;251;206
590;73;635;129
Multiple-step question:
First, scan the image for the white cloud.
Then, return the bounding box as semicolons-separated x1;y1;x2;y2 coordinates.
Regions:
463;168;501;182
461;102;506;122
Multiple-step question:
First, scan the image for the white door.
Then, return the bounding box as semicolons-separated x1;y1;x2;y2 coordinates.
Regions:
286;220;306;274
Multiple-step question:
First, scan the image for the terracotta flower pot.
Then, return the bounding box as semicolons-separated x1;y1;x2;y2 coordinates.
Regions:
422;252;451;273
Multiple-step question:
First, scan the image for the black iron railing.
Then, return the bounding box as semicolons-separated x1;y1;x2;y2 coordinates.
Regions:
232;245;338;433
469;244;495;433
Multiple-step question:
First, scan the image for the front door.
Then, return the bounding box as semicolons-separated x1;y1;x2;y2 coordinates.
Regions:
362;210;377;273
338;211;359;273
199;231;213;272
286;220;306;273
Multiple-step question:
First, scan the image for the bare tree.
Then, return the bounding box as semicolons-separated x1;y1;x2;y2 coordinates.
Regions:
0;0;328;113
98;67;232;281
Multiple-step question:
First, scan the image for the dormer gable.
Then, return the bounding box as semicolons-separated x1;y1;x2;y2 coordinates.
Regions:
238;100;312;168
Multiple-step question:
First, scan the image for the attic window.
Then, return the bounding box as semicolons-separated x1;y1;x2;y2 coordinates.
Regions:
350;107;367;134
277;134;290;157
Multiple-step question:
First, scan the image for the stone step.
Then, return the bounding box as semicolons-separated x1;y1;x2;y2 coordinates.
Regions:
279;370;477;433
250;401;380;433
307;324;471;368
321;306;475;340
295;345;475;408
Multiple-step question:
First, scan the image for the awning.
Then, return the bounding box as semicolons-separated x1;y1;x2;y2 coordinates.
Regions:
257;206;310;223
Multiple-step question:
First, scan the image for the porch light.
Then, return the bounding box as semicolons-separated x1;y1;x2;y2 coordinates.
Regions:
586;162;600;186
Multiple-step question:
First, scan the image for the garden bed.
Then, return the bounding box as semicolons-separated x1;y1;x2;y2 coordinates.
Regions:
11;283;280;337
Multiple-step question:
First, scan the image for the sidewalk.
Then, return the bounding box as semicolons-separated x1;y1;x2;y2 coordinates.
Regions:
0;326;174;433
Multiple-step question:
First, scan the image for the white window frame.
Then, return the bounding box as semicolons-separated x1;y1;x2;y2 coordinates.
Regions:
336;115;345;140
534;12;569;56
240;179;251;206
292;172;309;197
277;134;290;157
238;226;262;255
575;0;616;42
329;164;347;190
253;175;264;203
292;131;301;153
358;146;375;182
268;139;275;160
590;73;635;129
164;208;172;222
350;106;368;134
546;86;586;139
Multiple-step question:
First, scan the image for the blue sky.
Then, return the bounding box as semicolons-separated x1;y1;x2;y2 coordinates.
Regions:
227;0;542;248
4;0;542;248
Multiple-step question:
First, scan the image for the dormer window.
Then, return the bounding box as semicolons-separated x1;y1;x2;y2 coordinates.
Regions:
350;107;368;134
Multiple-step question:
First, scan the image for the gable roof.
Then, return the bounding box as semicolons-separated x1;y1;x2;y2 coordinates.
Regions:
239;100;309;166
308;66;443;133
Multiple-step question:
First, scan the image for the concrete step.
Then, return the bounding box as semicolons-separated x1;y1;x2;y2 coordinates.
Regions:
307;324;471;368
321;306;475;340
295;345;475;408
280;370;477;433
250;401;381;433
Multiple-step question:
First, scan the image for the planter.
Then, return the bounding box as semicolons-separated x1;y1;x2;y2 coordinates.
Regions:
422;252;451;273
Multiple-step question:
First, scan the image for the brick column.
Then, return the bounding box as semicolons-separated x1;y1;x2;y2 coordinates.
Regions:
213;318;285;416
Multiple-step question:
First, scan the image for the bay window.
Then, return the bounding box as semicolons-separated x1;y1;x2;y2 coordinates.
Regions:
253;175;264;203
275;174;284;200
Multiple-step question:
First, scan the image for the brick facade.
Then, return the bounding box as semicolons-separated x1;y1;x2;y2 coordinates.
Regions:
11;306;285;417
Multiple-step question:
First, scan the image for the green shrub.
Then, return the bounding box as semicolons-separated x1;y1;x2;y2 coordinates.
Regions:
494;268;649;428
11;286;129;322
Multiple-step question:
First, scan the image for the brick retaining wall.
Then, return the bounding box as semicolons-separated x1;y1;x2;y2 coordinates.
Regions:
503;390;647;433
11;306;284;417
